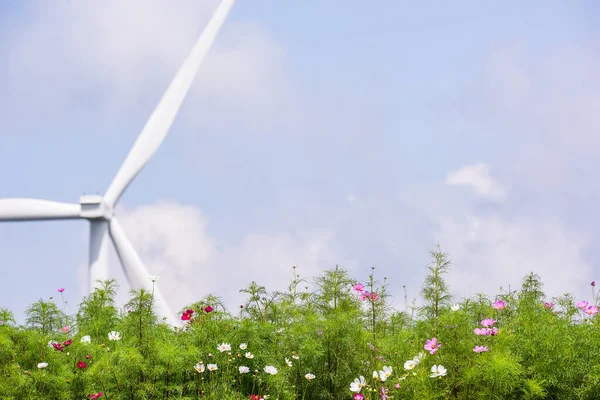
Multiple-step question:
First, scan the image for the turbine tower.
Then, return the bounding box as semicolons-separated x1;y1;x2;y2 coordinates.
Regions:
0;0;237;325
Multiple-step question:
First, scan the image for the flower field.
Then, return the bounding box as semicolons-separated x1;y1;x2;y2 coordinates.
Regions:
1;249;600;399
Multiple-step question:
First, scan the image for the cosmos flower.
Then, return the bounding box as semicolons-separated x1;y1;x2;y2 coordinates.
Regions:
239;366;250;374
379;365;393;381
217;343;231;353
404;360;417;370
194;363;205;373
430;365;447;378
305;373;316;380
492;300;505;310
424;338;441;355
473;346;489;353
207;364;218;372
350;376;366;392
108;331;121;341
264;365;278;375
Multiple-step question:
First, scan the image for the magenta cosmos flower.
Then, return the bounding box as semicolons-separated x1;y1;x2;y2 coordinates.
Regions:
353;394;365;400
424;337;441;354
585;305;599;316
473;346;489;353
492;300;505;310
57;288;65;293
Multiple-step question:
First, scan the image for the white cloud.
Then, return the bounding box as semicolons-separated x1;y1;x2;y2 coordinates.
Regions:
116;201;338;314
435;215;591;301
445;163;506;201
0;1;286;134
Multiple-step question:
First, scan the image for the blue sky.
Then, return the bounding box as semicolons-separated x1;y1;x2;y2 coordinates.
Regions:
1;1;599;322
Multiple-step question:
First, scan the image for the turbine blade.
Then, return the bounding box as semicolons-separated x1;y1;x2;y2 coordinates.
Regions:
89;220;111;295
103;0;237;207
108;217;176;325
0;198;81;221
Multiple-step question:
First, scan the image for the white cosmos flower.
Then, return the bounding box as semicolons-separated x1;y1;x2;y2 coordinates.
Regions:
292;354;300;360
430;365;447;378
379;365;393;381
413;352;425;364
217;343;231;353
451;304;460;311
194;363;205;373
245;352;254;359
350;376;366;392
149;275;159;282
108;331;121;341
207;364;218;372
404;360;417;370
239;343;247;350
80;335;91;344
239;366;250;374
305;373;316;380
372;370;379;379
37;362;48;369
285;358;292;367
264;366;278;375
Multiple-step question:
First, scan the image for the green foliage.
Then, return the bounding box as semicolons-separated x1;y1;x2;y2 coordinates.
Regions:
1;250;600;399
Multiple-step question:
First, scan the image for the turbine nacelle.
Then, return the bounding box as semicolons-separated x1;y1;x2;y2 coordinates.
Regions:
79;195;114;221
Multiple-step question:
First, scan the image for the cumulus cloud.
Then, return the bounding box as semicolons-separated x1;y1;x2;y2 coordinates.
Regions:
445;163;506;201
117;201;338;314
435;215;592;300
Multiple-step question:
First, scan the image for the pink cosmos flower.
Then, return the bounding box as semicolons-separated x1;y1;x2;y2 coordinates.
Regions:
577;301;589;309
585;305;599;316
353;283;364;292
474;328;487;336
204;306;214;313
481;318;496;327
543;302;554;310
424;337;441;354
61;325;70;333
57;288;65;293
370;292;380;301
473;346;489;353
360;291;371;301
492;300;505;310
395;383;400;389
63;339;72;346
52;342;64;352
490;327;499;336
88;392;103;399
353;394;365;400
380;386;389;400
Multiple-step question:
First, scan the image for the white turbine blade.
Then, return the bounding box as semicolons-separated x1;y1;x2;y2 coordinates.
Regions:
108;217;176;325
89;220;111;295
0;198;81;221
103;0;237;208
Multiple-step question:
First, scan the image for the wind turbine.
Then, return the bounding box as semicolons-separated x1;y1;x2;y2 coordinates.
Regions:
0;0;237;325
